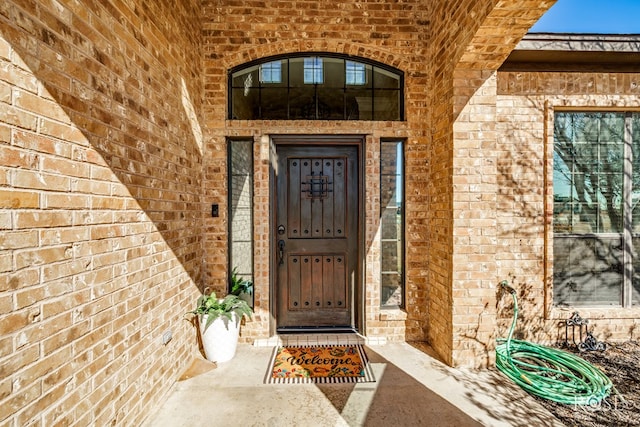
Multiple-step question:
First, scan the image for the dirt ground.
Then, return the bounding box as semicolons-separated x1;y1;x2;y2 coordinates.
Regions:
531;341;640;427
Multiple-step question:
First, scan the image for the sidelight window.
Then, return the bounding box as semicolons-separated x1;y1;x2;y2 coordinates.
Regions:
228;139;254;306
380;140;404;308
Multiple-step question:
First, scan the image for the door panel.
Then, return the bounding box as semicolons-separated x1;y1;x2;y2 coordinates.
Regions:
276;144;359;329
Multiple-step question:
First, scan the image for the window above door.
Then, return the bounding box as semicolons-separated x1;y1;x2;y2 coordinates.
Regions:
229;53;404;121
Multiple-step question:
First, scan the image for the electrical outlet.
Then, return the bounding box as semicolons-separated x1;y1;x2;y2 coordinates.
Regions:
162;330;172;345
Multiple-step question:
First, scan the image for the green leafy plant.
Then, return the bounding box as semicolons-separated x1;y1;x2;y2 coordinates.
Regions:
188;291;252;331
230;268;253;296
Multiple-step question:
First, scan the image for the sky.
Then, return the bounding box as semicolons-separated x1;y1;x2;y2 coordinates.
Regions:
529;0;640;34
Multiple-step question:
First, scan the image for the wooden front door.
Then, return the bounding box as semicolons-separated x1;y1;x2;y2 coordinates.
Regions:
275;142;360;330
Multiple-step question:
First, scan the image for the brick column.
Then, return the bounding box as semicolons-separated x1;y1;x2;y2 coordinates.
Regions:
451;69;498;367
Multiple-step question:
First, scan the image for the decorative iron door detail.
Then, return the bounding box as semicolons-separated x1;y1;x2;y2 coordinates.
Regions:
275;143;359;330
301;173;332;199
288;157;345;238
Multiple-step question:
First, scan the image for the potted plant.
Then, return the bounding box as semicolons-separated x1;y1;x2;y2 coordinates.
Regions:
187;290;252;363
230;268;253;307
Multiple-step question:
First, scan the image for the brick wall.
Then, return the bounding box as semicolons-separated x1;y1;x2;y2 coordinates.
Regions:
1;1;204;425
0;3;574;423
496;70;640;348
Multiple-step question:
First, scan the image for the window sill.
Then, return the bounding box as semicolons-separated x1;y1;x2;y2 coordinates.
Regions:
378;307;407;321
549;305;640;320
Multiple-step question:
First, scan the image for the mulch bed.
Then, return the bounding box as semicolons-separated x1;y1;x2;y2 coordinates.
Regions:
531;341;640;427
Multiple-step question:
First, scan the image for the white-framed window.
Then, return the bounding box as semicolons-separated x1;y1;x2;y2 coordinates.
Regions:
346;60;366;85
260;61;282;83
553;111;640;307
303;57;323;84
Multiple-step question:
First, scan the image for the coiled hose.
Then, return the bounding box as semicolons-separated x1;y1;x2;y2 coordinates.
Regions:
496;280;612;405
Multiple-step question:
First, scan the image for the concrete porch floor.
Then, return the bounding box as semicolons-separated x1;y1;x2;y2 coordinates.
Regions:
143;336;565;427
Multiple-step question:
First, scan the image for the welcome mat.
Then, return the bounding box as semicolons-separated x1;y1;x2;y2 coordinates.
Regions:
265;344;375;384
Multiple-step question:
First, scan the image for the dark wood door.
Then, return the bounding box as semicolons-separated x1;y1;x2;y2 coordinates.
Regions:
275;144;359;330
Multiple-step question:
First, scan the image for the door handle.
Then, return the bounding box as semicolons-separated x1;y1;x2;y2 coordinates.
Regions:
278;240;285;265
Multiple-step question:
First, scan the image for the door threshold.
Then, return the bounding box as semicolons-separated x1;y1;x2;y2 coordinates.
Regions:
277;326;357;334
254;330;368;347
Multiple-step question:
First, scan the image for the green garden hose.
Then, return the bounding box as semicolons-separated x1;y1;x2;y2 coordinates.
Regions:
496;280;612;405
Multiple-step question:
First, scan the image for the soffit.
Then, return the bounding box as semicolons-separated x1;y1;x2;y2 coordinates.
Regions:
501;33;640;72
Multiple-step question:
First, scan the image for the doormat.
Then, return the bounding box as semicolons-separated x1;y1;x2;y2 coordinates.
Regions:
265;344;375;384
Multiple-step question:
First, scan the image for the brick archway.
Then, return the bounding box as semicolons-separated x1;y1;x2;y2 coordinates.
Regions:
222;41;411;75
454;0;558;116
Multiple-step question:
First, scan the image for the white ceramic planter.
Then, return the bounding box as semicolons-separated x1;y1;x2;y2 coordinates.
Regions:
199;313;241;363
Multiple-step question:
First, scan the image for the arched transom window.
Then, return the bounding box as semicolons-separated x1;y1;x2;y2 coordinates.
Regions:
229;54;404;121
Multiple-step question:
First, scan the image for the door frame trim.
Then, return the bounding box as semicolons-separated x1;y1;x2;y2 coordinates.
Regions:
269;134;366;335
